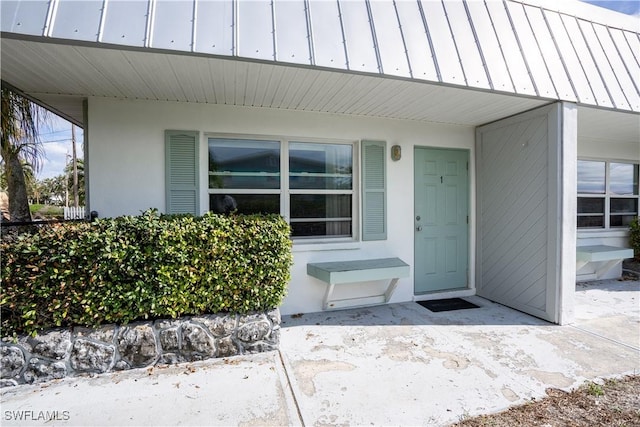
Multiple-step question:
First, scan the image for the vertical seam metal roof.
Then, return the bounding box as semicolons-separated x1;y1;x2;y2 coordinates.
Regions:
1;0;638;112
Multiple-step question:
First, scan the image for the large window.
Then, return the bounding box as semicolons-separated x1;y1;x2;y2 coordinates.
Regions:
208;137;354;239
577;160;639;229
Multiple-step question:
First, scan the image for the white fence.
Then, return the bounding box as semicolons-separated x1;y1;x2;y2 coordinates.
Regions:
64;206;86;220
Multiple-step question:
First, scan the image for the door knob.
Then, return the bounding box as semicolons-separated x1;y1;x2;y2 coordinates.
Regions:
416;226;423;231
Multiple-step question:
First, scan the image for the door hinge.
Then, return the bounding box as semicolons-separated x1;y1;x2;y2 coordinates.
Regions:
467;215;469;224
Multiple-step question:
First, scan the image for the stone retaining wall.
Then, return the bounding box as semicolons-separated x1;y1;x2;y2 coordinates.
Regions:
0;309;280;387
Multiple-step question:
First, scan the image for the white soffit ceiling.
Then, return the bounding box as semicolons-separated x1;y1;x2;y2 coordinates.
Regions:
2;37;638;147
1;38;551;127
577;107;640;146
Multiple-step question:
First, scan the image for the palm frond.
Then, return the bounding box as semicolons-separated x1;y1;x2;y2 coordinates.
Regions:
1;85;49;172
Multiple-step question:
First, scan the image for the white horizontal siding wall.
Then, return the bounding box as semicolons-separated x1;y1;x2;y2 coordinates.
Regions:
87;97;475;315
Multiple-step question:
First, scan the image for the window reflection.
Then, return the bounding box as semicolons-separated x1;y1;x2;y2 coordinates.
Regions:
209;139;280;189
577;198;604;213
289;143;352;190
577;160;639;229
610;163;638;195
208;137;354;239
291;221;352;238
290;194;352;218
577;160;605;194
209;194;279;216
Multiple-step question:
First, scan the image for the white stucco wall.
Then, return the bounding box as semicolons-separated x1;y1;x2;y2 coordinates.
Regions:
87;97;475;315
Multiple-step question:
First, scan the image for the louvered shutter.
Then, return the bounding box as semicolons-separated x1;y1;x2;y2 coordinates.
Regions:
165;130;200;215
361;140;387;241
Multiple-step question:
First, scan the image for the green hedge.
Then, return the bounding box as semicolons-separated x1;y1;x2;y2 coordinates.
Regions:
1;210;292;336
630;217;640;260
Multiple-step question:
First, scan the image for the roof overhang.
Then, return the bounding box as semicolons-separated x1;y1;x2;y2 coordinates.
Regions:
1;36;638;147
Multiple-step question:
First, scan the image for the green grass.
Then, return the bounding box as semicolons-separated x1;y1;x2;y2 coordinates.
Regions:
30;204;64;219
586;382;605;397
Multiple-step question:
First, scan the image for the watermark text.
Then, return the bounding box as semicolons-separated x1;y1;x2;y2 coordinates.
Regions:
4;410;70;422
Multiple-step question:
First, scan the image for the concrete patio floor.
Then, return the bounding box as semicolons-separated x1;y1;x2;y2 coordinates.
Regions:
1;278;638;426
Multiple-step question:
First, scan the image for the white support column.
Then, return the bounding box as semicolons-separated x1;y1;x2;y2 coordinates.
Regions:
557;102;577;325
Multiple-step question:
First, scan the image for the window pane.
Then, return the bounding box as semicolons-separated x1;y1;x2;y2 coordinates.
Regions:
209;194;279;215
577;197;604;214
610;163;639;195
577;216;604;228
610;215;638;228
290;194;352;238
577;160;605;194
209;139;280;189
290;195;352;218
291;221;352;238
610;198;638;213
209;174;280;189
289;142;352;190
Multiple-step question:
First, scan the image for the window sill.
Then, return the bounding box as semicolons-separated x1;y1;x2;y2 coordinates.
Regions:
577;229;630;239
292;240;361;253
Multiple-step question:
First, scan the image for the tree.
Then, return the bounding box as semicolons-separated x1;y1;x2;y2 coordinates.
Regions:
0;86;48;222
38;175;66;206
64;158;85;206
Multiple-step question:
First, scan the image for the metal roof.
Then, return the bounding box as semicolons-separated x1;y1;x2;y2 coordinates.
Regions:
0;0;638;150
2;0;638;112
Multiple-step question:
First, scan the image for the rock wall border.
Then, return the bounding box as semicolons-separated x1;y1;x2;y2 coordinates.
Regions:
0;309;280;387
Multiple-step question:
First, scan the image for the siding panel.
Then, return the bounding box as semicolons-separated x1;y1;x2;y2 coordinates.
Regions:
194;0;234;56
476;105;557;322
526;6;576;101
561;15;613;108
593;25;640;111
506;1;556;98
0;0;49;36
484;0;536;95
420;0;465;85
237;0;274;61
464;0;514;92
544;12;595;104
394;0;438;81
151;1;194;51
101;0;148;46
51;0;102;42
579;20;629;109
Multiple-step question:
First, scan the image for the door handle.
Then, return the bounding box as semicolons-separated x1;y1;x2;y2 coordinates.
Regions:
416;226;423;231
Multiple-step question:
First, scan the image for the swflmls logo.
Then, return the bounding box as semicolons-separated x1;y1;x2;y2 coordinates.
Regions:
4;410;71;421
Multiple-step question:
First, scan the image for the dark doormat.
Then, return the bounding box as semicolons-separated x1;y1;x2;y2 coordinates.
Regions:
416;298;480;312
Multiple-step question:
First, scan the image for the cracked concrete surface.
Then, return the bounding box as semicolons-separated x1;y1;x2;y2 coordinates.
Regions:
1;279;638;426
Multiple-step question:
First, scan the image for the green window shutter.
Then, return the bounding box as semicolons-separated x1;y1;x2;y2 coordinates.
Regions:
361;140;387;241
165;130;200;215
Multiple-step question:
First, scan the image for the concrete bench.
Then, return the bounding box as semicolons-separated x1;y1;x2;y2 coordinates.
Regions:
307;257;410;310
576;245;634;279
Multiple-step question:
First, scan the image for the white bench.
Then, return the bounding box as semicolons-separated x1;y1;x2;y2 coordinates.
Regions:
576;245;634;279
307;257;410;310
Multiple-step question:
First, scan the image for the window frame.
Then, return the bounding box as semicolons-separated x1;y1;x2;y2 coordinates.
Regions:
577;158;639;230
206;133;359;243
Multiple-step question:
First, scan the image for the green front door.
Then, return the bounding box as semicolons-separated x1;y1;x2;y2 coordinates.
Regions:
414;147;469;294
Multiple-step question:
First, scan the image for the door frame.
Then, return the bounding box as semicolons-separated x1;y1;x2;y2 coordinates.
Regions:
413;146;472;297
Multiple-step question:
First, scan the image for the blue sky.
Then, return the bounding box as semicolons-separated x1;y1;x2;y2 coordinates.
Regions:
38;115;83;180
36;0;640;180
580;0;640;15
